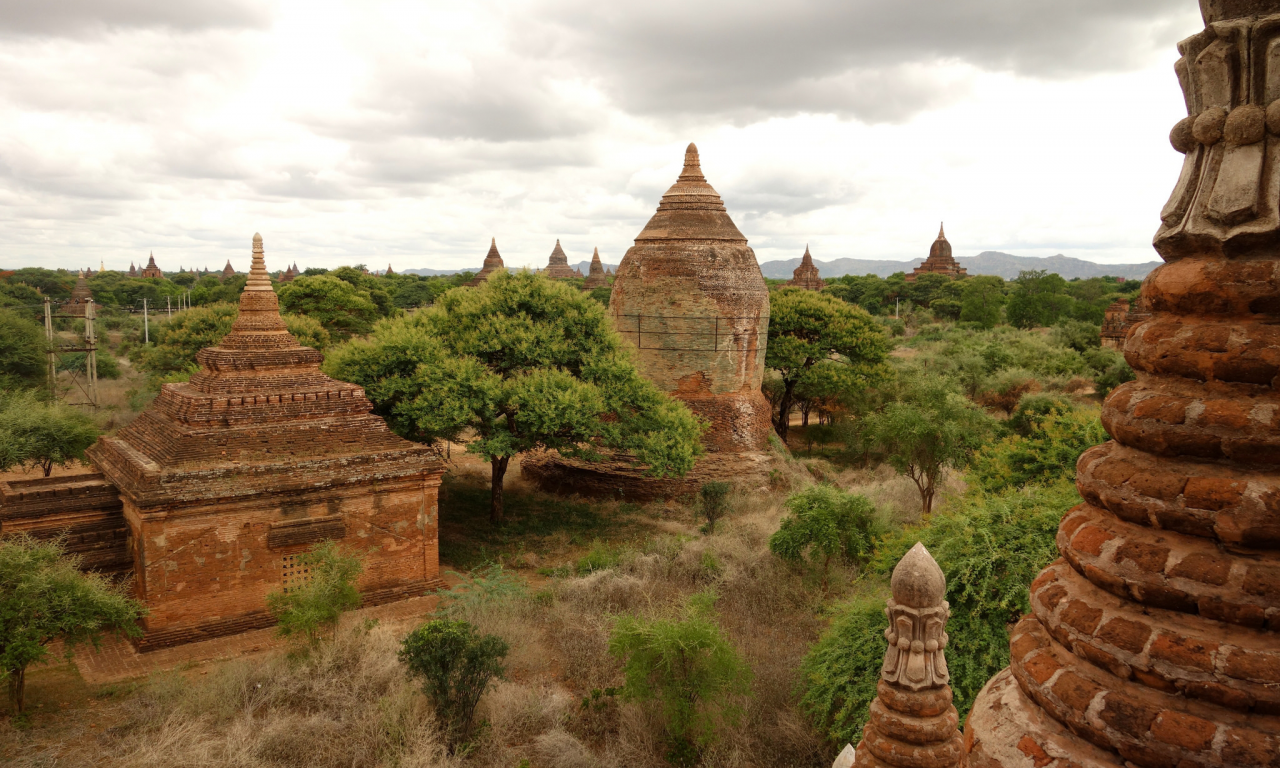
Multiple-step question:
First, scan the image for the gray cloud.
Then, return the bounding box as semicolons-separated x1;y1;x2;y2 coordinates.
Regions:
532;0;1197;122
0;0;270;36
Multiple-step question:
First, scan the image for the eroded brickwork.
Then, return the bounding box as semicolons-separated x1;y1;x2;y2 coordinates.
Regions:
86;234;444;650
543;239;577;279
0;473;131;579
965;3;1280;766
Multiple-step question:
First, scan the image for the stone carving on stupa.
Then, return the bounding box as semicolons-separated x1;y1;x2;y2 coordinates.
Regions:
842;543;965;768
543;239;577;279
964;2;1280;766
787;245;826;291
139;252;163;279
523;143;774;499
86;234;445;649
583;247;609;290
62;270;94;317
466;238;506;286
906;225;967;282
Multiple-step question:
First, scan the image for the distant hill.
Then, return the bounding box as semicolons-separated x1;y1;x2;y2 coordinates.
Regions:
759;251;1160;281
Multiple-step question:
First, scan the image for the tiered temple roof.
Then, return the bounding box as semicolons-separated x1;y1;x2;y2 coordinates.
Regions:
786;245;825;291
906;224;967;282
128;262;137;277
582;247;609;290
542;239;577;279
221;260;235;280
279;263;297;283
62;270;94;317
466;238;506;286
139;253;163;279
88;234;438;506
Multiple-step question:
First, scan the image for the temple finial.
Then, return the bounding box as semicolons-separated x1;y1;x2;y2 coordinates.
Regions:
247;233;271;291
937;222;945;240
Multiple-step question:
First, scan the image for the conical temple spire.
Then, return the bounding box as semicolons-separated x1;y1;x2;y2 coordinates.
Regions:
801;245;814;265
937;222;946;240
637;142;742;241
678;142;705;182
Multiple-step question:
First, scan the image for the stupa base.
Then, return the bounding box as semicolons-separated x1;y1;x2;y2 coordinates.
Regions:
965;668;1122;768
521;449;776;502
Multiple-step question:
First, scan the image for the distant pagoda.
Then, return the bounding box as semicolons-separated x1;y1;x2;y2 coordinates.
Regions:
139;253;163;279
582;248;609;290
62;270;94;317
466;238;506;286
542;239;577;279
786;245;825;291
279;262;297;283
906;224;967;282
221;260;236;281
385;263;395;276
128;262;138;277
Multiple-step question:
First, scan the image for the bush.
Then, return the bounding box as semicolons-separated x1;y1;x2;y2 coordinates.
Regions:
437;563;528;618
1095;359;1135;398
0;307;47;392
1050;319;1101;352
57;349;121;380
769;485;880;590
797;596;888;746
609;597;752;765
971;408;1106;493
399;619;509;747
975;368;1040;413
699;481;731;534
265;541;362;645
1007;393;1075;437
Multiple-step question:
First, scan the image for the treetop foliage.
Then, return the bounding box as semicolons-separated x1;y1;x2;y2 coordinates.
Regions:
0;391;100;477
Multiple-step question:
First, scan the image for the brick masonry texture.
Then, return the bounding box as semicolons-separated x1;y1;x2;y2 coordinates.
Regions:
964;4;1280;767
51;233;448;650
0;472;131;578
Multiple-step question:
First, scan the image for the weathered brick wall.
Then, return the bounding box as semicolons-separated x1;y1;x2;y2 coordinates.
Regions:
0;473;131;578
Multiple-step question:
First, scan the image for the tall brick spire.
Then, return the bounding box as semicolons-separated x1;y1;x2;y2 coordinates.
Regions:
965;4;1280;767
543;239;576;279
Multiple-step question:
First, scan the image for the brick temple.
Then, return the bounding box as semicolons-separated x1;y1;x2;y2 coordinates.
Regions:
906;224;967;282
3;234;445;650
964;1;1280;765
525;143;774;498
542;239;577;279
62;270;94;316
582;248;608;290
139;253;163;279
1100;298;1151;350
466;238;506;286
787;245;825;291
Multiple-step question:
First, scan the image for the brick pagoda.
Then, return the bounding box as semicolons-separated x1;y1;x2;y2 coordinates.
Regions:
906;225;967;282
139;253;163;279
787;245;825;291
542;239;577;279
582;247;609;290
466;238;506;286
524;144;774;498
86;234;445;649
965;2;1280;766
62;270;94;317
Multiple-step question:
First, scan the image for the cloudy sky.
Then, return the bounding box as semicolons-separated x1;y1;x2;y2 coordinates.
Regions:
0;0;1203;272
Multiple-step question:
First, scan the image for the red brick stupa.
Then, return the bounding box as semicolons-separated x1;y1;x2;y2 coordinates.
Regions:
906;224;967;282
543;239;577;279
582;247;609;290
965;2;1280;766
139;252;163;279
62;270;94;317
787;245;825;291
466;238;506;286
87;234;444;649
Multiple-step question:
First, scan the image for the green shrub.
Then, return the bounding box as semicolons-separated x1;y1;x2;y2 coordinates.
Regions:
0;308;47;392
699;481;731;534
1050;319;1101;352
1008;393;1075;437
576;540;625;575
797;595;888;746
437;563;528;618
970;408;1106;493
57;349;121;380
609;598;752;765
399;619;509;748
769;485;880;590
0;391;100;476
1094;359;1135;398
265;541;362;645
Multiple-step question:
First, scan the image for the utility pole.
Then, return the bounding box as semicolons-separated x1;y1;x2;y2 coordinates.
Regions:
44;297;55;398
143;298;149;343
895;297;899;319
85;299;98;407
167;295;171;318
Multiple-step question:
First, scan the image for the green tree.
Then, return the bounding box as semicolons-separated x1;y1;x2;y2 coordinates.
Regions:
328;266;397;318
137;302;237;375
971;407;1106;492
699;481;731;535
0;392;100;476
265;541;362;645
399;619;509;747
324;271;704;523
959;275;1006;329
609;598;752;765
0;308;48;392
864;378;992;516
278;274;381;340
1005;270;1074;329
1;535;145;715
1050;318;1101;352
765;288;891;444
768;485;880;590
907;272;951;308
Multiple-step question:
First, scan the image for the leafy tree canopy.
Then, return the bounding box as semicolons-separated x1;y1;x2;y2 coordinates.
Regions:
0;308;48;392
769;485;882;590
278;274;383;340
0;391;100;477
0;535;145;715
959;275;1006;329
765;288;891;443
136;302;331;377
324;271;705;522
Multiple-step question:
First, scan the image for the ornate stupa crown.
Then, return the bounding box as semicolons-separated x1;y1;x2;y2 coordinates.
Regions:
635;143;746;242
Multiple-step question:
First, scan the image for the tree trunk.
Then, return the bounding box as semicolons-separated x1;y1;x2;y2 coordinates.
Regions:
800;401;811;427
42;458;53;477
490;456;510;524
8;666;25;715
774;380;797;444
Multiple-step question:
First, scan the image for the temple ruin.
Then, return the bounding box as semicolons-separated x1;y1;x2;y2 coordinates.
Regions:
279;262;297;283
524;143;773;498
466;238;506;286
787;245;826;291
582;248;609;290
964;2;1280;765
840;543;963;768
1;234;446;651
62;270;94;317
128;262;137;277
139;253;163;279
542;239;577;279
906;225;966;282
1100;298;1152;350
221;260;236;281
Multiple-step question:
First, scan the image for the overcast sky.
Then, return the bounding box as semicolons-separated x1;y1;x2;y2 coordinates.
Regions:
0;0;1202;272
